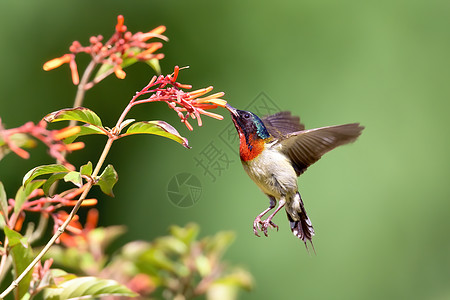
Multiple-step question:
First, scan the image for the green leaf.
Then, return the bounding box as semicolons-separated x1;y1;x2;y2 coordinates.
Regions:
213;268;253;291
146;58;161;74
4;227;34;300
154;236;188;255
43;276;137;300
122;121;190;149
0;182;8;223
121;57;139;69
170;223;199;246
80;162;93;176
204;231;235;258
96;165;118;197
14;180;45;214
87;226;126;252
44;107;103;127
43;173;67;196
63;124;107;144
44;246;91;275
23;164;70;186
64;171;82;187
195;254;212;277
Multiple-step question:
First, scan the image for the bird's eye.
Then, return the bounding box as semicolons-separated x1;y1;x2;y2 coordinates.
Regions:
244;113;250;119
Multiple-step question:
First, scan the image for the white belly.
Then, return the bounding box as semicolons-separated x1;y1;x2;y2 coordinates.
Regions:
242;147;298;198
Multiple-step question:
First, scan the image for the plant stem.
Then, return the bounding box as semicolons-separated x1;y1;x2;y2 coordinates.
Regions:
0;136;114;300
72;60;97;111
0;248;10;284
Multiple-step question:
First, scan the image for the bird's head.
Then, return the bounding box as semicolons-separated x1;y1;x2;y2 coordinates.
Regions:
225;104;271;161
226;104;270;140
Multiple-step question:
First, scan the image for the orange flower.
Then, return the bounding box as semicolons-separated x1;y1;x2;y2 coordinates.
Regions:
56;208;99;248
65;142;85;151
69;58;80;85
135;42;163;60
43;54;72;71
53;126;81;140
115;15;126;33
137;25;168;42
128;66;227;131
44;15;167;88
114;65;126;79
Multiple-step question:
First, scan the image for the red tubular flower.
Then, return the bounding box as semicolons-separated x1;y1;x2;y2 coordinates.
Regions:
54;208;99;248
43;15;167;87
0;120;84;168
127;66;227;131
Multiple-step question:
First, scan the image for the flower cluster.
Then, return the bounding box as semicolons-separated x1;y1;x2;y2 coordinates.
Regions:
127;66;227;130
53;208;99;248
43;15;167;87
0;119;84;169
3;183;97;235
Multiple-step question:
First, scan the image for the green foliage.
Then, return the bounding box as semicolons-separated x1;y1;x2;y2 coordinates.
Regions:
4;227;34;300
43;107;191;149
43;276;137;300
63;172;82;188
127;223;253;299
45;223;252;300
95;164;118;197
80;162;93;177
63;125;107;144
14;180;45;214
42;173;67;196
44;108;109;144
44;108;103;128
146;58;161;74
123;120;190;149
0;181;8;223
23;165;71;187
0;13;240;300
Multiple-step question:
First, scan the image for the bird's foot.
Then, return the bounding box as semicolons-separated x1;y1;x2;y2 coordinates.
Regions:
253;217;279;237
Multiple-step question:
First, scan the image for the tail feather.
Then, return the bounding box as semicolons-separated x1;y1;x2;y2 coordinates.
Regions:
287;192;315;251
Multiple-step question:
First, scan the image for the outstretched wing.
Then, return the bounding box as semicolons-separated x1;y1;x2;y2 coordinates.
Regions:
280;123;364;176
262;111;305;138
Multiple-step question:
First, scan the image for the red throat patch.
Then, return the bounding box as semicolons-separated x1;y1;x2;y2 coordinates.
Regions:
239;133;266;161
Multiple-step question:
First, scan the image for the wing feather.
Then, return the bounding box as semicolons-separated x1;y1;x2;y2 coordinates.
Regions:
262;111;305;138
280;123;364;176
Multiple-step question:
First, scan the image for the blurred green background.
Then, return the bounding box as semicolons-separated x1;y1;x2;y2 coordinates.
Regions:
1;0;450;299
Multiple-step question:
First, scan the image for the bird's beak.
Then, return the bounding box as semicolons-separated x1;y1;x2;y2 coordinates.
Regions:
225;104;239;117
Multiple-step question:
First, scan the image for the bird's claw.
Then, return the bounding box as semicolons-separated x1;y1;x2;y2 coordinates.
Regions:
253;217;262;237
253;217;278;237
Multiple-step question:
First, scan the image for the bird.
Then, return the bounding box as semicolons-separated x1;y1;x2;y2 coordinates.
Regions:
225;104;364;250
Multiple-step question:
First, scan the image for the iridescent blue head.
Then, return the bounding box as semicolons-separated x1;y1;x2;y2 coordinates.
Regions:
226;104;270;140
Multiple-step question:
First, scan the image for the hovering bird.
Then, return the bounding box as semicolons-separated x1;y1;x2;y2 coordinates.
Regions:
225;104;364;249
